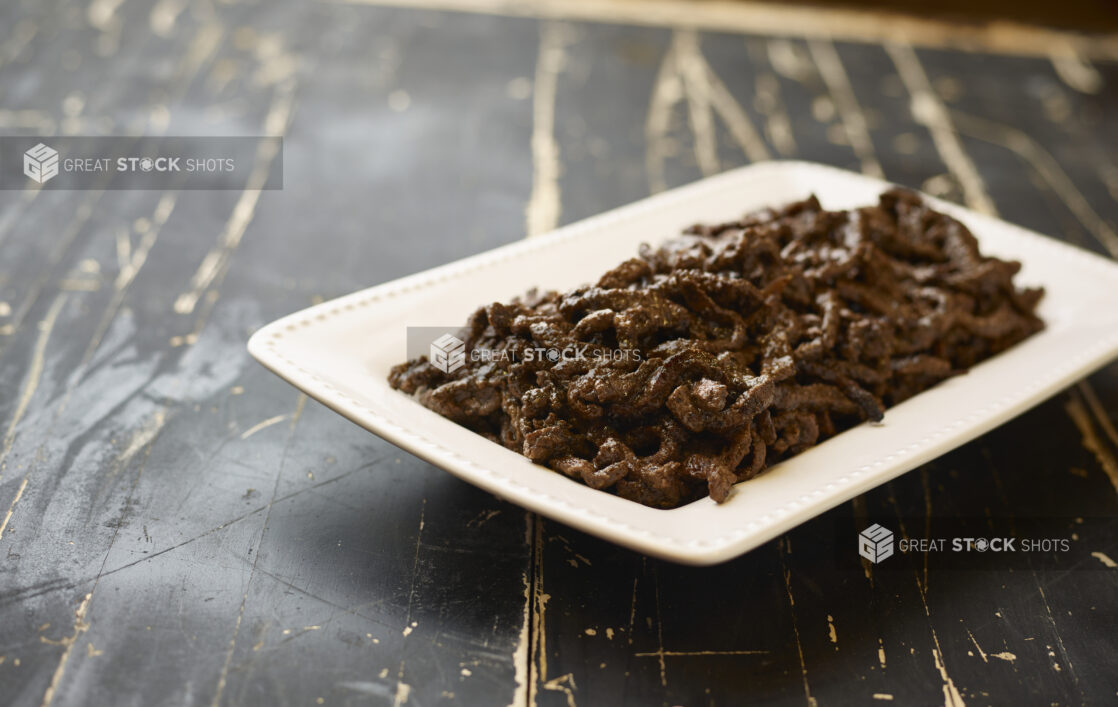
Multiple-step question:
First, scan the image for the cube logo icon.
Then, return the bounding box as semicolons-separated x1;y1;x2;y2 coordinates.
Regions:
24;143;60;184
858;524;894;563
430;333;465;374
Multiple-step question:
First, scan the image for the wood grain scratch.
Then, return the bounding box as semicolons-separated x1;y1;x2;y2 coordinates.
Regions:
117;194;175;290
766;39;813;83
525;21;570;238
0;293;67;477
1048;46;1101;94
887;42;996;216
889;488;966;707
87;0;125;32
528;514;550;707
626;573;639;646
981;450;1085;693
289;393;307;431
210;390;306;707
947;109;1118;260
403;497;426;629
645;29;770;193
920;468;932;591
850;496;874;585
808;39;883;178
542;673;577;707
779;539;817;707
644;33;684;194
931;647;966;707
1065;391;1118;494
149;0;186;38
753;72;797;156
1078;382;1118;454
508;513;532;707
210;605;245;707
117;408;168;467
652;569;667;688
1033;580;1081;689
966;628;988;663
676;30;719;177
32;392;169;705
239;414;288;440
633;648;768;657
80;193;177;369
909;567;968;706
39;593;92;707
701;51;770;165
175;78;295;314
1090;551;1116;568
392;667;413;706
0;476;28;541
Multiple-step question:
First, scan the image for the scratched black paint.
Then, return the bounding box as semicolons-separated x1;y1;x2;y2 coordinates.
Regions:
0;2;1115;706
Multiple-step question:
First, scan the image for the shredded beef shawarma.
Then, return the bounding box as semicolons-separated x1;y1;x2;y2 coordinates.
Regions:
389;190;1045;508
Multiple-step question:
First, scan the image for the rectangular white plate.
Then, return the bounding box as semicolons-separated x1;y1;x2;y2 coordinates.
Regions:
248;161;1118;565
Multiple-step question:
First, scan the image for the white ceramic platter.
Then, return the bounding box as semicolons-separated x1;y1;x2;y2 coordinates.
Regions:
249;161;1118;565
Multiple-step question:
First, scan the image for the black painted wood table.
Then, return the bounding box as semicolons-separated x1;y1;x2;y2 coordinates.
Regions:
1;2;1117;705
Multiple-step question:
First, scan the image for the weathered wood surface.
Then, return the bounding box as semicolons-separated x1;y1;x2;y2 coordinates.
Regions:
1;2;1116;706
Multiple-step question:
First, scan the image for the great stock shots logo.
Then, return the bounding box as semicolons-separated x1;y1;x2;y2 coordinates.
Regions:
430;333;466;374
23;143;59;184
4;137;284;190
858;524;895;564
